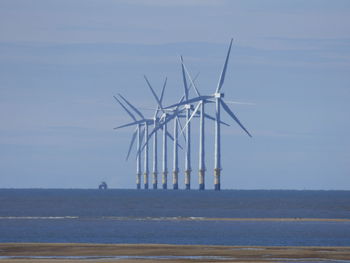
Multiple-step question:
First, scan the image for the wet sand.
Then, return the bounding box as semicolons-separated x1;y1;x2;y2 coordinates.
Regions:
1;243;350;262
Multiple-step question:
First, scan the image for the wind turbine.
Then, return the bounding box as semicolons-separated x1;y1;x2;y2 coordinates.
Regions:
113;95;145;189
165;39;252;190
143;74;202;190
144;76;178;190
113;84;171;190
144;72;229;190
142;76;199;190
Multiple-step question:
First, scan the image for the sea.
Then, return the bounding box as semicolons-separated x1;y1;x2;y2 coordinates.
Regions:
0;189;349;246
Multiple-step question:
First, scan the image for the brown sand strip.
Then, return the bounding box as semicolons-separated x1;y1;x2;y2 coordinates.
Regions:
204;217;350;222
0;243;350;262
100;217;350;222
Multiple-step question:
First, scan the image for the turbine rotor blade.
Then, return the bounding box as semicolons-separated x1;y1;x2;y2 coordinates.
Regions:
118;94;144;119
216;38;233;93
181;56;189;100
182;62;200;97
126;128;137;161
221;99;252;137
180;101;201;135
166;130;183;150
137;113;178;158
176;116;186;143
114;119;145;130
164;95;212;109
144;75;164;112
113;96;137;121
203;113;230;126
225;100;255;105
160;77;167;104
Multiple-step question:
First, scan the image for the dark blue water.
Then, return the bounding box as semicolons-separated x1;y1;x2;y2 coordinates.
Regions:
0;189;349;246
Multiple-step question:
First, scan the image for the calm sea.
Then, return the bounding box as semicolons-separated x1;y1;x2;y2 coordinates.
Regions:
0;189;349;246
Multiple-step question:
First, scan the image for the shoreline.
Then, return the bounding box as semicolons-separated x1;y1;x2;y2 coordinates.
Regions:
1;243;350;262
1;216;350;222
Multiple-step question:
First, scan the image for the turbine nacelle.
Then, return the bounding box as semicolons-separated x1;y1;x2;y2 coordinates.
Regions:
214;93;224;98
184;104;194;110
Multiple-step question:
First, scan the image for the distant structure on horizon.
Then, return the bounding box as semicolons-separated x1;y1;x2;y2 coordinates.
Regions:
99;181;108;190
114;39;252;191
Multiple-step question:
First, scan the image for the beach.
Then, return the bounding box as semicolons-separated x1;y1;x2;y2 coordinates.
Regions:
1;243;350;262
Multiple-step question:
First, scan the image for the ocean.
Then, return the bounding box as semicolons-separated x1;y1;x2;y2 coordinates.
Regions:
0;189;349;246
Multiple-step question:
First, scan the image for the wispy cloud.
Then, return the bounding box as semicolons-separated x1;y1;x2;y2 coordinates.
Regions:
118;0;228;7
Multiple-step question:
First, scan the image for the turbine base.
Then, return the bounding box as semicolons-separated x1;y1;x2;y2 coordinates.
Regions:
185;170;191;190
173;171;179;190
199;169;205;190
144;172;149;190
136;173;141;190
214;168;221;191
152;172;158;189
162;171;168;190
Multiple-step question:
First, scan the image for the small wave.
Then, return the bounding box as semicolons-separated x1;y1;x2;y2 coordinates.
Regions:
0;216;79;220
0;255;232;260
0;216;348;222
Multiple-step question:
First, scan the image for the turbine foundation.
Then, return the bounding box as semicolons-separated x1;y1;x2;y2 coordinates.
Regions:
214;168;221;191
185;170;191;190
173;171;179;190
136;173;141;190
152;172;158;189
162;171;168;190
199;169;205;190
144;172;149;190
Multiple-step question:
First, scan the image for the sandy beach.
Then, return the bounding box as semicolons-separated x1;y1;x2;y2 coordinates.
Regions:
1;243;350;262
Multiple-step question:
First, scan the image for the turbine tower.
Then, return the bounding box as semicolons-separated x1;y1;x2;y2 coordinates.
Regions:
181;56;192;190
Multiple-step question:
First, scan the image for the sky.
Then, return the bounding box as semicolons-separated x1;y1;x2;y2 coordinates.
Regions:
0;0;349;189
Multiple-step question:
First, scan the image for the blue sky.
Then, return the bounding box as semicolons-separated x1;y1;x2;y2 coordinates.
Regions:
0;0;349;189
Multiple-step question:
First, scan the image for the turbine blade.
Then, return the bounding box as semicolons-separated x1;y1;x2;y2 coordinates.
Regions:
160;77;167;104
113;96;137;121
138;113;178;158
216;38;233;93
155;77;167;119
175;95;185;111
114;119;145;130
221;99;252;137
180;102;201;135
187;71;200;94
182;62;200;97
176;116;186;143
118;94;144;119
166;130;174;141
225;100;255;105
144;75;164;111
181;56;189;100
126;129;137;161
204;113;230;126
166;131;183;150
164;95;212;109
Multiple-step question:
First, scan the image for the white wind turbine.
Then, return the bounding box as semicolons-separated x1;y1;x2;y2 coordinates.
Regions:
144;76;186;190
113;81;173;190
165;39;252;190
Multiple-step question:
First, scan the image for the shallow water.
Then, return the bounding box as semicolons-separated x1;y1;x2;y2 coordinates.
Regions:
0;189;349;246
